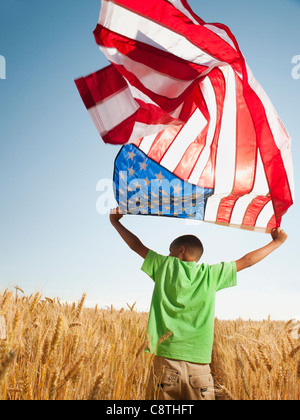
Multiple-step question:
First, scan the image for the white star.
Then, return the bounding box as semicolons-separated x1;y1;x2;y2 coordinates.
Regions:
173;184;182;195
127;150;136;161
139;161;148;171
155;172;165;181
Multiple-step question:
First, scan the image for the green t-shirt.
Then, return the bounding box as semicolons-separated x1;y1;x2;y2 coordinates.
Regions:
142;250;237;364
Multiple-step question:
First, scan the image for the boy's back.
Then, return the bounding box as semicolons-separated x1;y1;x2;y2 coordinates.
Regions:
142;250;236;364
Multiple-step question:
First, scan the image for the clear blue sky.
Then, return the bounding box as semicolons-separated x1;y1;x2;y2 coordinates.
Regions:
0;0;299;320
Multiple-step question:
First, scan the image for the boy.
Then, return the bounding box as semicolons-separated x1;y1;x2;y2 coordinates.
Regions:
109;208;287;400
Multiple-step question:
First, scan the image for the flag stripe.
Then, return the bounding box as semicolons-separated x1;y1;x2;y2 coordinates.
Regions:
90;87;139;133
101;46;197;99
98;0;242;70
203;66;237;223
98;1;217;68
242;196;272;227
75;65;127;108
103;55;200;113
160;108;206;172
229;151;268;226
197;70;226;189
267;215;277;230
176;77;216;184
204;24;237;51
216;73;257;224
255;201;274;229
165;0;202;25
96;26;205;80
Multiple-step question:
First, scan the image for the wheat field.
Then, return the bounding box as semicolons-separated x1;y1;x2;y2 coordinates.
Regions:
0;289;299;400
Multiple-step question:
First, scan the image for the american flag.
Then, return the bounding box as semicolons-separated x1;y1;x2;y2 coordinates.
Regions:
75;0;294;232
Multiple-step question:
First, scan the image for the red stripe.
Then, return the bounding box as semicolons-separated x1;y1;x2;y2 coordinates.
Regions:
105;0;243;73
103;99;182;144
198;69;226;189
146;126;181;162
75;77;96;109
146;97;196;162
109;61;201;114
216;74;257;224
267;215;277;230
75;65;127;109
242;196;271;227
102;114;137;144
94;25;205;80
178;0;205;25
209;22;241;52
133;137;143;148
172;88;208;180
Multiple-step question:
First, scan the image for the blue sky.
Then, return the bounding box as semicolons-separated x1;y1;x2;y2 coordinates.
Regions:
0;0;299;320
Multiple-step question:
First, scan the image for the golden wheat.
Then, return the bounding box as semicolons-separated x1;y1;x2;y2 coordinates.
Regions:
0;291;299;400
211;318;300;400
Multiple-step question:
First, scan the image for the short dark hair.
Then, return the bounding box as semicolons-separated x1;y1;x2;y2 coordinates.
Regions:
170;235;204;261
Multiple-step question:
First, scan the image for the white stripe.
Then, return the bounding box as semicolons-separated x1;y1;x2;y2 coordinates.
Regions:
128;122;173;144
88;87;139;134
255;201;274;228
100;46;196;99
229;194;257;226
204;66;237;222
170;103;184;119
99;0;219;68
230;150;269;226
188;77;217;185
246;63;295;201
125;80;186;140
165;0;199;25
160;108;206;172
139;133;158;154
120;75;158;107
167;0;239;53
89;107;106;135
138;120;182;156
204;24;237;52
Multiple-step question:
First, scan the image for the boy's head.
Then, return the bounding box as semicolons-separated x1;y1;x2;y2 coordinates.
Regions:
169;235;204;263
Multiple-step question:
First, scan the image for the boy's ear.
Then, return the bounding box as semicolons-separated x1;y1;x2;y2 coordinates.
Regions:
179;245;186;255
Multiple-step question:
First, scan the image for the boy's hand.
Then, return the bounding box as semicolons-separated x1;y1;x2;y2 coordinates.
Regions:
271;227;288;244
110;207;124;224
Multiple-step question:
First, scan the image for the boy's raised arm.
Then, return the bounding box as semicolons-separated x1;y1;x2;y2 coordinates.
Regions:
109;208;149;259
235;228;287;272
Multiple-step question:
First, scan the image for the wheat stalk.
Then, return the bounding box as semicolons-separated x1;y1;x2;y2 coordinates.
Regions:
74;294;86;320
0;350;16;381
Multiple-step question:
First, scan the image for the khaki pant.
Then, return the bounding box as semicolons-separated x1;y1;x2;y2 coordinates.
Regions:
147;356;215;401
